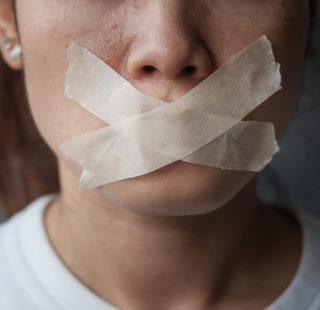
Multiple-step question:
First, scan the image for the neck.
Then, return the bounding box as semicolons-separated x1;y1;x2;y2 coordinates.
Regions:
45;165;272;310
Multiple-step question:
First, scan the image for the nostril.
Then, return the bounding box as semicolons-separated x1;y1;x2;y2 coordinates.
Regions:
182;66;197;76
141;65;197;77
143;65;157;74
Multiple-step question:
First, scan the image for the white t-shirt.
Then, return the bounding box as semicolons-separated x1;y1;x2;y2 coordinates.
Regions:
1;194;320;310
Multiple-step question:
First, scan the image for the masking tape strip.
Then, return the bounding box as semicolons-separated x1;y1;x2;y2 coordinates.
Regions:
59;35;281;190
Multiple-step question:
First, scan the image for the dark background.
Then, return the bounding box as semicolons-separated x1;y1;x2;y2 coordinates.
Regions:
258;6;320;218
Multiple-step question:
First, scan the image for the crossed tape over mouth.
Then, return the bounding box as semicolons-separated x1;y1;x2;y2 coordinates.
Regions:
59;35;281;191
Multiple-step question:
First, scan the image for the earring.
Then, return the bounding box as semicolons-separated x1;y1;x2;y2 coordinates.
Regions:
1;36;22;62
1;37;13;51
9;44;22;61
1;36;14;51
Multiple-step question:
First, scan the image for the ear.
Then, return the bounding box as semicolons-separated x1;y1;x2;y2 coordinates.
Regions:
0;0;23;70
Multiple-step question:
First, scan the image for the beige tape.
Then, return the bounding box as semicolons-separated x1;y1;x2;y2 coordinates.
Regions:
59;35;281;190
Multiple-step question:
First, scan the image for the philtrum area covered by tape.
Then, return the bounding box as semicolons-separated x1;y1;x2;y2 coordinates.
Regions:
59;35;281;190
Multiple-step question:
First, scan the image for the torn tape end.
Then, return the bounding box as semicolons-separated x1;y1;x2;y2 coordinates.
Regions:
259;128;280;169
78;169;95;191
262;35;282;90
64;84;75;103
67;42;81;62
64;61;73;98
57;143;68;157
78;181;88;192
275;63;282;89
64;85;70;98
260;34;270;47
274;140;281;154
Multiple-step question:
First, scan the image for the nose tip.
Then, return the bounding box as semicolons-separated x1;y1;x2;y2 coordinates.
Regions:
127;41;213;82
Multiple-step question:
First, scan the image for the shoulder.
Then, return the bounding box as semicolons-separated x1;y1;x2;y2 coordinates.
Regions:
286;209;320;310
262;206;320;310
0;211;35;308
297;209;320;251
0;194;58;310
0;193;57;263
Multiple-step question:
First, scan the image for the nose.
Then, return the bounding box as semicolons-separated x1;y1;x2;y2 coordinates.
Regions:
126;2;213;92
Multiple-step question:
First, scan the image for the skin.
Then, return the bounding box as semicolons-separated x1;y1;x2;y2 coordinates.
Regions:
0;0;309;309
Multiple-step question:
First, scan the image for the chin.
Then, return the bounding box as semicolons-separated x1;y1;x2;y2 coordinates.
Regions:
97;161;254;217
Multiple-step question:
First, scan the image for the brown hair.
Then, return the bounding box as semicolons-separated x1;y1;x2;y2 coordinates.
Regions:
0;1;318;218
0;58;59;218
0;0;59;218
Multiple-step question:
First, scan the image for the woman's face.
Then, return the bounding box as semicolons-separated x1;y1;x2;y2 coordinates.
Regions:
11;0;309;215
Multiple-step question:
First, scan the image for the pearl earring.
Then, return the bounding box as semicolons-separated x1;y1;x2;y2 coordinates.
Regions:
1;36;14;51
9;45;22;61
2;37;13;51
1;36;22;61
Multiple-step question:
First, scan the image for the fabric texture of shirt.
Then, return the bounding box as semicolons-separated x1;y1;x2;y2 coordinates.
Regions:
0;193;320;310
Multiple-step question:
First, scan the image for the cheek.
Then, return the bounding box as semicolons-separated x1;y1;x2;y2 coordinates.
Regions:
200;0;309;137
16;0;128;152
